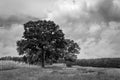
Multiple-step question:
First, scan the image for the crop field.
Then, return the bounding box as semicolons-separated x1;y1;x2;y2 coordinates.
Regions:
0;60;120;80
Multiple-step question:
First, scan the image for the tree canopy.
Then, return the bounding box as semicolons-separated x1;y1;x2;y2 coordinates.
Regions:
16;20;80;67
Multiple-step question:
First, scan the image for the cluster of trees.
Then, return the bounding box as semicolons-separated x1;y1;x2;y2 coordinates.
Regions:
16;20;80;67
0;56;23;62
75;58;120;68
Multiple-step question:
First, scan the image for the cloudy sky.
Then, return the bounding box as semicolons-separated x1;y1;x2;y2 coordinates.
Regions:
0;0;120;59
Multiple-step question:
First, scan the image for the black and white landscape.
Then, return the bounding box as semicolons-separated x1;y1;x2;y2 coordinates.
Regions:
0;0;120;80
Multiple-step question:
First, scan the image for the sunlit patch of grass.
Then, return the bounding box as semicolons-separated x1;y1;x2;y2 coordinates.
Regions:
0;60;19;71
0;60;40;71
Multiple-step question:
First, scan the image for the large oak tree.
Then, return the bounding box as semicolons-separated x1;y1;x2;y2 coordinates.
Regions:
16;20;80;67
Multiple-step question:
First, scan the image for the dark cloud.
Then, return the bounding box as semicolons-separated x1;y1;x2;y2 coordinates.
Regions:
0;15;39;27
94;0;120;22
0;0;56;27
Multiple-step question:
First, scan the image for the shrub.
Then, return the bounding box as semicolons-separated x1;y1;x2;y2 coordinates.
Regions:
66;61;73;67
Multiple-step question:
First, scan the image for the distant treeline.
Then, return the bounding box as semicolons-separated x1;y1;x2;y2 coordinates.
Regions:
0;56;23;62
75;58;120;68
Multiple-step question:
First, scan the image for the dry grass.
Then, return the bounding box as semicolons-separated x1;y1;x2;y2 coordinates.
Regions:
0;61;120;80
0;60;40;71
0;60;19;71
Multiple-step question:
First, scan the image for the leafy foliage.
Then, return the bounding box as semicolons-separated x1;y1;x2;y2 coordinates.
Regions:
64;39;80;62
16;20;80;67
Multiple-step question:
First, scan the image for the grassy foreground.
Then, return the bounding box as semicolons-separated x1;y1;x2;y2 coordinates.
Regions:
0;61;120;80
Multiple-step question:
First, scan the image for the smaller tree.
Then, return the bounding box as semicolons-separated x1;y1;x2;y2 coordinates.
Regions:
66;39;80;58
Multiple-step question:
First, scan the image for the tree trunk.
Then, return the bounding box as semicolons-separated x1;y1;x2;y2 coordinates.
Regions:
41;51;45;68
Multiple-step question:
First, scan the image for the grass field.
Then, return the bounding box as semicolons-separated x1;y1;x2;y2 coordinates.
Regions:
0;61;120;80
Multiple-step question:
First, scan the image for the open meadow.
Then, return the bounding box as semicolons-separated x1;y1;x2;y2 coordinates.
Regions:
0;60;120;80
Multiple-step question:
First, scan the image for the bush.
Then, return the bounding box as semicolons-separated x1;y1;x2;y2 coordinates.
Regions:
66;61;73;67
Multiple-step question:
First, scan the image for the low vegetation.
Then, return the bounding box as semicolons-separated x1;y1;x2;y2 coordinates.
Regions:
0;56;23;62
75;58;120;68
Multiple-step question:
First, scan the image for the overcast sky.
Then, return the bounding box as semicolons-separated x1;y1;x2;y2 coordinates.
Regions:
0;0;120;59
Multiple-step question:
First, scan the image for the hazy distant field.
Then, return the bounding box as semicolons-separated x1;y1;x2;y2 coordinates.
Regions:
0;61;120;80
